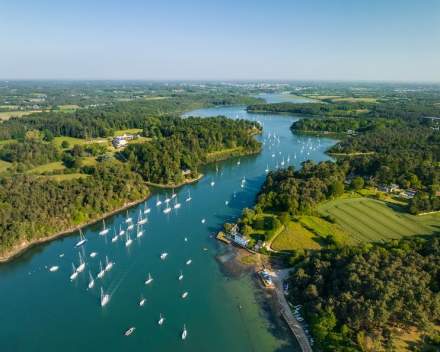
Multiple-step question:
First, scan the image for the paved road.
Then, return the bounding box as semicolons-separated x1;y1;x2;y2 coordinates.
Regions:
269;269;313;352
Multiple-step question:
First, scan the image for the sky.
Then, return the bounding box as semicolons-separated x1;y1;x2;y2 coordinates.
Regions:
0;0;439;81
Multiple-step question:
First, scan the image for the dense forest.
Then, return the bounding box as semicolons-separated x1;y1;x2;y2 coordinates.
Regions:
288;235;440;351
0;162;149;256
291;117;401;134
0;138;60;167
256;162;347;215
247;99;440;121
119;116;261;184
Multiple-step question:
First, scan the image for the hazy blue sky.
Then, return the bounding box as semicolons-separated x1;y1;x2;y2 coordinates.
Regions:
0;0;439;81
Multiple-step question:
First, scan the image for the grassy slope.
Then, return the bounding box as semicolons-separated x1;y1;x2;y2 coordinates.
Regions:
272;221;321;251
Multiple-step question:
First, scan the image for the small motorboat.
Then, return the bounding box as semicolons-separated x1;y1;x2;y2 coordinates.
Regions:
160;252;168;260
124;327;135;336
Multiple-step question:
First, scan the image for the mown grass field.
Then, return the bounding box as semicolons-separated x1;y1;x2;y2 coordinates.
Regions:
318;197;439;243
53;136;108;149
113;128;143;136
0;110;41;121
299;215;355;245
26;161;66;174
331;97;377;103
42;173;88;181
57;104;80;112
271;222;321;251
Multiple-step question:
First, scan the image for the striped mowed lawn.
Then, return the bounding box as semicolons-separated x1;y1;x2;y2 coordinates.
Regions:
318;197;437;243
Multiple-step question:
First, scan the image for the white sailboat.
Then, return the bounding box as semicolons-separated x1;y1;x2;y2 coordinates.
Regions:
210;180;215;187
160;252;168;260
145;273;153;285
75;229;87;247
88;271;95;289
173;197;181;209
125;233;133;247
156;196;162;207
100;287;110;307
181;291;189;299
111;229;118;243
127;223;134;231
186;259;192;265
201;218;206;224
70;263;78;280
139;296;146;307
90;251;97;258
163;205;172;214
158;313;164;325
236;159;241;166
76;252;85;273
143;203;151;214
138;210;147;225
181;325;187;340
97;261;105;279
99;220;109;236
118;225;125;237
171;189;177;199
178;271;183;281
105;256;113;271
185;191;192;202
49;266;59;272
265;164;269;173
225;200;229;205
136;224;143;238
125;211;132;223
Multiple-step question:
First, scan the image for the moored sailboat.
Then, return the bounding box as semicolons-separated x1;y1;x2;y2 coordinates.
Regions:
99;220;109;236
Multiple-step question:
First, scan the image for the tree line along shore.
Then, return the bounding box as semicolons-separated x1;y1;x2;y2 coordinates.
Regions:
0;92;263;261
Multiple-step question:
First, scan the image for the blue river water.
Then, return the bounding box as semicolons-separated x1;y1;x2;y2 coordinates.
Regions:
0;98;334;351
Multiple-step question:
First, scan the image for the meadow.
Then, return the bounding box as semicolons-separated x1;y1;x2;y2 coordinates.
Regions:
318;197;439;243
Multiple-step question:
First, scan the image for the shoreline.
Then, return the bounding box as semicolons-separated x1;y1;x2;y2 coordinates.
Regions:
145;173;204;189
0;194;151;264
0;146;260;264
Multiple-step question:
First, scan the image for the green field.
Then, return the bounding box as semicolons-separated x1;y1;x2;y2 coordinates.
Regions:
318;197;439;243
113;128;143;136
26;161;66;174
271;222;321;251
0;110;41;121
42;173;88;181
53;136;108;149
299;215;355;245
0;160;11;173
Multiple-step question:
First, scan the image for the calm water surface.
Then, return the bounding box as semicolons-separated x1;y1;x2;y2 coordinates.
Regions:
0;99;334;352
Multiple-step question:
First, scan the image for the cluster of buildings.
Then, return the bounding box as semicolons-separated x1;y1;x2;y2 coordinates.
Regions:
378;183;417;199
112;133;138;148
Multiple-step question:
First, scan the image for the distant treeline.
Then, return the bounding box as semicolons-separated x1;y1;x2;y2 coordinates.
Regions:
247;100;440;120
0;94;261;140
291;117;401;134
